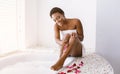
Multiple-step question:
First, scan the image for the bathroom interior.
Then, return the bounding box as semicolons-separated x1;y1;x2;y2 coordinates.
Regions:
0;0;120;74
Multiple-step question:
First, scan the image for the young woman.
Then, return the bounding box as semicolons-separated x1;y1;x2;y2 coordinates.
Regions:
50;7;84;71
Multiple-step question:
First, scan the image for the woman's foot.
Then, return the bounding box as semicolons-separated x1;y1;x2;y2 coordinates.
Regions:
50;63;63;71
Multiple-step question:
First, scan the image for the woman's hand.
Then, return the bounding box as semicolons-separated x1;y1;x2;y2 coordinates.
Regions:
62;33;70;46
62;40;69;47
69;34;76;46
71;32;78;38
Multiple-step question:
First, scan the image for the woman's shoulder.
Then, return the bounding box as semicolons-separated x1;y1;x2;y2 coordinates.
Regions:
54;23;59;29
68;18;81;23
54;23;62;31
68;18;81;25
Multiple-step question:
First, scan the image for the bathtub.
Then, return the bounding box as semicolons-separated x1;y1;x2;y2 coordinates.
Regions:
0;47;114;74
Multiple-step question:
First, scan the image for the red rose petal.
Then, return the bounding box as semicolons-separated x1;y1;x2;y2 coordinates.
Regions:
73;63;76;67
58;72;66;74
79;64;83;66
66;66;73;68
66;63;77;69
67;70;72;73
77;66;80;69
72;68;77;71
81;61;84;64
75;69;81;73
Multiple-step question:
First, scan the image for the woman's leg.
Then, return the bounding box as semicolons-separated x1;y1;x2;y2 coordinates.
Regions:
59;34;70;57
51;35;75;71
69;37;82;57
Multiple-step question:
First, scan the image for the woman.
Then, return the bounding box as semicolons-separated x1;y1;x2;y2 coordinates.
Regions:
50;7;84;71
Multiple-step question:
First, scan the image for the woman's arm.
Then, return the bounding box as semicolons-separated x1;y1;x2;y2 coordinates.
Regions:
76;19;84;41
54;24;63;46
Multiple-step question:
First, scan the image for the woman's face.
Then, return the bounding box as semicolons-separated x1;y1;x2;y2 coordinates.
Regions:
51;12;65;26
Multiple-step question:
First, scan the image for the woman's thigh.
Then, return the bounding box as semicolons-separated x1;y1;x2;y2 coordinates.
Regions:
69;38;82;57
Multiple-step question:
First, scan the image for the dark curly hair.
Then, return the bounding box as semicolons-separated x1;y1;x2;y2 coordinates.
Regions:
50;7;64;17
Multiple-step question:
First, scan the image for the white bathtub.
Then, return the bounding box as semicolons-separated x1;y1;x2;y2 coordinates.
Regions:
0;47;114;74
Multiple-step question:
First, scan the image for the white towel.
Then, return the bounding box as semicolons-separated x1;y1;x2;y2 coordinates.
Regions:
61;29;76;37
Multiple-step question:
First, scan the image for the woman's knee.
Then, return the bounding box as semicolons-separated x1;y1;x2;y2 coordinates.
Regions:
63;34;70;42
68;35;76;45
74;36;81;43
69;36;80;45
